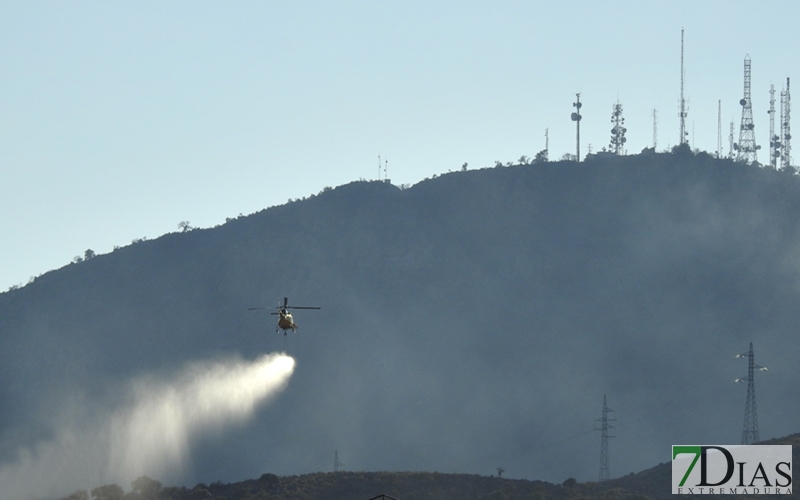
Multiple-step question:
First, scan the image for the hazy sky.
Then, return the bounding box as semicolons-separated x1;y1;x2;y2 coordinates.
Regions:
2;1;799;291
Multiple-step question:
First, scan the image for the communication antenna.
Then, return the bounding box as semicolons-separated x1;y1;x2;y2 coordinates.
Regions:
653;109;658;150
717;100;723;159
545;128;549;161
679;29;688;145
378;154;382;181
594;394;616;481
571;93;582;161
735;343;768;445
384;159;389;184
609;101;626;155
729;120;735;159
781;78;792;170
735;55;760;163
769;85;779;168
334;449;346;472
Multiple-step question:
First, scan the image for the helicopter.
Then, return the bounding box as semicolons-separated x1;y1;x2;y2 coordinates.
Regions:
249;297;320;335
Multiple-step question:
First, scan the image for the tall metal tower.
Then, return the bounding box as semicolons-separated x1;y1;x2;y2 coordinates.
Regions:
334;449;346;472
735;343;768;445
729;121;735;159
594;395;616;481
679;29;688;146
769;85;780;168
609;101;627;155
781;78;792;170
735;55;760;163
717;100;723;158
572;94;582;161
653;109;658;150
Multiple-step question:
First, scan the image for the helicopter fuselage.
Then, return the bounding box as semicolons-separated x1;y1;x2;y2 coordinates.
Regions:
277;310;297;332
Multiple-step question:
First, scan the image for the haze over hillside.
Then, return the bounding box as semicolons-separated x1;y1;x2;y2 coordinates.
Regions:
2;150;800;498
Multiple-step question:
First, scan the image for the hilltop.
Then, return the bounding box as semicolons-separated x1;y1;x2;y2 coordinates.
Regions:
3;150;800;498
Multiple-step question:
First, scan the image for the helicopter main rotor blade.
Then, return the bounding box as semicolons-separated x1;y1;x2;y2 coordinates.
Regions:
288;306;321;310
247;307;265;311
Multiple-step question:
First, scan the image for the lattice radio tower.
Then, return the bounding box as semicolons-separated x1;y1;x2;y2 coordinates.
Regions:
609;101;626;155
781;78;792;170
679;29;688;146
652;109;658;150
594;395;616;481
769;85;780;168
735;55;760;163
734;343;768;445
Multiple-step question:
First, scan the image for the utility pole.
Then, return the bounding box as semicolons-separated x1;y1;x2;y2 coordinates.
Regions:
594;395;616;481
735;343;768;445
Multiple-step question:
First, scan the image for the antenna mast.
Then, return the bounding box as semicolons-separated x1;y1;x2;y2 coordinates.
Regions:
679;29;688;146
769;85;779;168
594;395;616;481
717;100;723;158
735;343;767;445
610;101;626;155
729;120;735;159
781;78;792;170
653;109;658;150
545;128;549;161
735;55;759;163
572;93;582;161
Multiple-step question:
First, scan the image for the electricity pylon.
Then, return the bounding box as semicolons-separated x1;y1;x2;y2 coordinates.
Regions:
735;343;768;444
594;395;616;481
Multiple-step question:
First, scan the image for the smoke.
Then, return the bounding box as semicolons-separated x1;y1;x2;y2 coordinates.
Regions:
0;352;295;500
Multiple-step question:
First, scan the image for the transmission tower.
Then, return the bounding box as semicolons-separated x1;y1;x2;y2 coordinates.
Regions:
594;395;616;481
735;343;768;445
609;101;627;155
334;449;346;472
735;55;760;163
572;93;582;161
769;85;780;168
781;78;792;170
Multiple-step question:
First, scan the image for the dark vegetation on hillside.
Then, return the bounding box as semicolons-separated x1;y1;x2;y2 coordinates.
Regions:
3;149;800;497
59;435;798;500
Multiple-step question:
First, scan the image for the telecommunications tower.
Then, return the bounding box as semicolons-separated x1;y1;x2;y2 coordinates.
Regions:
572;93;583;161
781;78;792;170
653;109;658;150
735;343;768;445
679;29;688;146
735;56;760;163
609;101;627;155
594;395;616;481
769;85;780;168
717;100;723;159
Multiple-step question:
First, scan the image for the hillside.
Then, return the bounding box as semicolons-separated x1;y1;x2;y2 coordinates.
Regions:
3;150;800;499
59;433;799;499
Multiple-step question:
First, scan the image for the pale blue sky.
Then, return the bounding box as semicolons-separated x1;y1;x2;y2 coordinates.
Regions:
2;1;799;290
